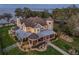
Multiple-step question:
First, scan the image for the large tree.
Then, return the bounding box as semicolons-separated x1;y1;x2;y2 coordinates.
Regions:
52;5;79;20
67;14;79;36
22;7;31;18
40;9;49;18
15;8;23;17
3;13;12;21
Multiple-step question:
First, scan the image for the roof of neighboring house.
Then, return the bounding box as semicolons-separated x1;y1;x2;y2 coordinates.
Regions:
0;19;9;25
19;17;53;27
15;29;55;40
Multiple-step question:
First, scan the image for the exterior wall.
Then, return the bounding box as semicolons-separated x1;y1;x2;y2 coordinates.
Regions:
25;27;40;33
22;23;27;32
46;20;53;30
44;25;48;29
16;18;22;28
26;27;35;33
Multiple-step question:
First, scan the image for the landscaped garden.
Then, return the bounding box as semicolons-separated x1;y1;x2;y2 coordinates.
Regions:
61;37;79;51
53;39;71;52
0;25;79;55
0;25;62;55
53;37;79;54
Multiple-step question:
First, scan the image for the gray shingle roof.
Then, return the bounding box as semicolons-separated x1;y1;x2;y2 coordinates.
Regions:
15;29;31;40
37;30;55;38
15;29;55;40
20;17;53;27
28;33;39;39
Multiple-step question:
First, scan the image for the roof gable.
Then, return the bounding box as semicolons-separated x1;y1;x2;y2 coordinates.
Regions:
20;17;47;27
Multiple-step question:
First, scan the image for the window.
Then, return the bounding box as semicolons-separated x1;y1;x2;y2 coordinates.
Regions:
37;29;39;32
50;34;53;38
33;40;37;45
49;22;51;24
34;28;40;33
46;36;49;39
23;38;28;42
38;38;43;42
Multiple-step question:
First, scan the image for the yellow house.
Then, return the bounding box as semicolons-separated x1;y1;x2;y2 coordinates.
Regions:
15;16;56;52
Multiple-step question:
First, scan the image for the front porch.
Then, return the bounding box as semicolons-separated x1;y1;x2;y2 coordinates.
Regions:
16;33;57;52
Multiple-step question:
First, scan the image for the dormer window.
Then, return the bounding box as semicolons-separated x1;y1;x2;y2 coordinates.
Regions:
34;28;40;33
37;29;39;32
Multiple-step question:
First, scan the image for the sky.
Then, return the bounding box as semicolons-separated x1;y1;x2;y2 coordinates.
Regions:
0;4;79;9
0;4;79;15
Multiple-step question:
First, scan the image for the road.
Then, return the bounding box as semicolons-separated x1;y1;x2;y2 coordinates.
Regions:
47;42;69;55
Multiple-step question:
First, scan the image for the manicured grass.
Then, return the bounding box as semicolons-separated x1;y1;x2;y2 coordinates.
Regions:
6;47;26;55
53;37;79;54
53;39;71;52
0;25;62;55
61;37;79;51
0;25;16;48
6;46;62;55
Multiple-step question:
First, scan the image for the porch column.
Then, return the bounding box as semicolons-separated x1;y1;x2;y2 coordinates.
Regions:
44;36;47;41
28;40;31;47
28;39;33;47
49;35;51;40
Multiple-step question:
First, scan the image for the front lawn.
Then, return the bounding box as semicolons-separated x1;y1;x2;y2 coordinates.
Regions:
61;37;79;51
6;46;62;55
53;39;71;53
53;37;79;54
0;25;16;49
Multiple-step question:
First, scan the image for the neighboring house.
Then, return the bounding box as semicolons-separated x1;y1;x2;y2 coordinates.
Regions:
9;17;17;24
12;16;57;52
0;19;9;27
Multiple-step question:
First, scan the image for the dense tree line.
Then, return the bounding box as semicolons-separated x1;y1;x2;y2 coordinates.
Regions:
52;5;79;36
15;7;50;18
52;5;79;20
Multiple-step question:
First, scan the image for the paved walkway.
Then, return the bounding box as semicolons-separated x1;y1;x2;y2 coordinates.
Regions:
3;43;17;52
47;42;69;55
